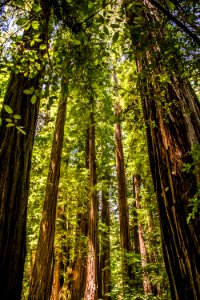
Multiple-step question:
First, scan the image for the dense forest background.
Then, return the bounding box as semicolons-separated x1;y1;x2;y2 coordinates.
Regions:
0;0;199;300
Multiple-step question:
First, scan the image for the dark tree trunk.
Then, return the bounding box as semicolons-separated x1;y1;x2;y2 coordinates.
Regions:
28;78;68;300
99;187;111;300
126;1;200;299
114;101;133;288
84;108;98;300
0;2;50;299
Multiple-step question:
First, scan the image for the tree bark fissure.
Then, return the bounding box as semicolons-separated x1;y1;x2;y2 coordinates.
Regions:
28;78;68;300
0;2;50;298
84;108;98;300
125;1;200;298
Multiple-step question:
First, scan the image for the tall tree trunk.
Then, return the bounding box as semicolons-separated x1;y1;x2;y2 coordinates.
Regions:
126;1;200;299
0;2;50;299
100;186;111;300
131;176;143;291
28;77;68;300
71;210;88;300
51;205;68;300
71;132;90;300
114;100;133;288
84;108;98;300
133;174;151;294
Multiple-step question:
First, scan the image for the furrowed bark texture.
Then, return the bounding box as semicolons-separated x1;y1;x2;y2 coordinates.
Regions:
0;2;49;299
84;109;98;300
126;1;200;299
28;78;68;300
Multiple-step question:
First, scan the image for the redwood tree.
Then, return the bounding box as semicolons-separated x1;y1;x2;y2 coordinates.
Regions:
84;105;98;300
126;0;200;298
0;2;50;298
28;77;68;300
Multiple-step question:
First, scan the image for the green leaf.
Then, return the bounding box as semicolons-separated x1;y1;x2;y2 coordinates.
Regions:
30;40;35;47
103;26;109;35
4;105;13;114
96;16;104;24
24;23;31;31
110;24;120;28
32;21;40;30
165;0;175;11
113;31;119;43
39;44;46;50
16;126;26;135
72;39;81;45
5;118;12;122
6;123;15;127
16;17;28;26
31;95;37;104
32;4;42;13
23;89;34;95
13;114;21;120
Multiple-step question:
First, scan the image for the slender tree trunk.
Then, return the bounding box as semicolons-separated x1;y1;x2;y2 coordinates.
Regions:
51;205;68;300
146;198;160;296
84;108;98;300
131;176;143;291
126;1;200;298
28;77;68;300
71;210;88;300
100;187;111;300
114;100;133;288
71;133;90;300
133;174;151;294
0;2;50;299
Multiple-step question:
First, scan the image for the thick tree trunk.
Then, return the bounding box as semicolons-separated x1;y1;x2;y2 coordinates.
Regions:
0;2;49;299
100;187;111;300
126;1;200;299
28;78;68;300
133;174;151;294
84;109;98;300
114;101;133;288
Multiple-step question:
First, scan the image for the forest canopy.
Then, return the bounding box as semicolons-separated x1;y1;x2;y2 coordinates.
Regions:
0;0;199;300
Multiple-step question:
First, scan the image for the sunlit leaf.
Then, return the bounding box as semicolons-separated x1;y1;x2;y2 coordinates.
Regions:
16;126;26;135
13;114;21;120
31;95;37;104
4;105;13;114
6;123;15;127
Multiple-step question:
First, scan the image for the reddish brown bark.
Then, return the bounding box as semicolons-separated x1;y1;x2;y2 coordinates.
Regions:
71;206;88;300
0;2;50;298
84;109;98;300
28;78;68;300
126;1;200;298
